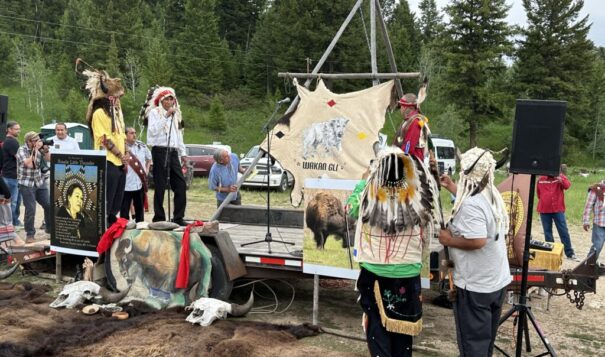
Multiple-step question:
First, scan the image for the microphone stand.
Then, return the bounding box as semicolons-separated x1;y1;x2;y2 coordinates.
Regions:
164;110;175;223
241;99;294;254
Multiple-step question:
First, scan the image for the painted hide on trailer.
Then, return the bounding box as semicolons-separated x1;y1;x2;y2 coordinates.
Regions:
105;229;212;309
262;79;395;206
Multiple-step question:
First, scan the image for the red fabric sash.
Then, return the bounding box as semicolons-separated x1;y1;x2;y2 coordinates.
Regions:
175;220;204;289
96;218;129;254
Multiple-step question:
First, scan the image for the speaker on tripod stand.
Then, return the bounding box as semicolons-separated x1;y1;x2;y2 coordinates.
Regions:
496;99;566;357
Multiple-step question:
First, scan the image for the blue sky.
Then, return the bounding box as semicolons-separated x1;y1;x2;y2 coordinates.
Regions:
407;0;604;47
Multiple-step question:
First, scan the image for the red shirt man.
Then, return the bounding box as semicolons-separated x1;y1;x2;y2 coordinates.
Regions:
393;93;428;161
536;172;577;259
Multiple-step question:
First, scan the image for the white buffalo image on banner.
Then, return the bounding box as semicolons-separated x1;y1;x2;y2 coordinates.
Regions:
261;79;395;206
302;117;350;160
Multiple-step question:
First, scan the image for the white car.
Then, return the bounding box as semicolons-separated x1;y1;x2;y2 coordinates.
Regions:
239;145;294;192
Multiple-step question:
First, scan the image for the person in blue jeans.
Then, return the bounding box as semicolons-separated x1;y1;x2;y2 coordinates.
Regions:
582;182;605;266
2;121;22;226
536;167;577;260
16;132;51;243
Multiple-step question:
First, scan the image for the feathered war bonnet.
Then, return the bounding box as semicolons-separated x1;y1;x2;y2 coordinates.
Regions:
81;68;125;139
451;147;509;238
139;86;184;129
361;146;441;235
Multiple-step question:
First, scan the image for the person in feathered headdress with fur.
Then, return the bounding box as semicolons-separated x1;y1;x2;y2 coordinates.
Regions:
346;146;441;356
82;69;129;226
438;147;511;357
144;87;187;226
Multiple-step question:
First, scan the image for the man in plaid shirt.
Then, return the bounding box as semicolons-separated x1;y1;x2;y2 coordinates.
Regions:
16;131;51;243
582;182;605;266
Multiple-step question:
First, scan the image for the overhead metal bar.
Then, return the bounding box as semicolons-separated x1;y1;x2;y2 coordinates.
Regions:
278;72;420;79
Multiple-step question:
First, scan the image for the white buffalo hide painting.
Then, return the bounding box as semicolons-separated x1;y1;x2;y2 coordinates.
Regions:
261;79;395;206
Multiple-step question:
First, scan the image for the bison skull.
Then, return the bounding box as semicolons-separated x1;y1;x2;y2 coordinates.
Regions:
185;292;254;326
50;281;101;309
50;281;130;309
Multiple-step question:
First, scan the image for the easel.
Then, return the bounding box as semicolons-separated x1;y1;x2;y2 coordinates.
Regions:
209;0;420;325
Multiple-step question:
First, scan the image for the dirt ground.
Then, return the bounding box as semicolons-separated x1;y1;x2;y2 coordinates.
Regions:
3;202;604;356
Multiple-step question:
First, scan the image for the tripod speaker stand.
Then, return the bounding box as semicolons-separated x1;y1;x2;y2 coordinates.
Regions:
241;98;295;254
495;99;566;357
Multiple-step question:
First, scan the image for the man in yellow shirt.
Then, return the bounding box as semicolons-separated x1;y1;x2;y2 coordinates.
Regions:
84;69;129;225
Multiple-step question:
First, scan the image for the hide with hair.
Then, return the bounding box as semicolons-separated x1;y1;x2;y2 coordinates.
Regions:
262;80;395;206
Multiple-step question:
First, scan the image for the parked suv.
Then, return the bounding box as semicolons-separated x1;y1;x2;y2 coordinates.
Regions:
240;145;293;192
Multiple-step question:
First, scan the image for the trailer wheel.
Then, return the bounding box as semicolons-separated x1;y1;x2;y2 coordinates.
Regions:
207;244;233;300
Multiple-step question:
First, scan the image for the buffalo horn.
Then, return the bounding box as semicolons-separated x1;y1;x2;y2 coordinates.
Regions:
495;147;510;170
230;291;254;317
99;75;108;94
187;282;200;303
0;263;19;280
99;284;130;303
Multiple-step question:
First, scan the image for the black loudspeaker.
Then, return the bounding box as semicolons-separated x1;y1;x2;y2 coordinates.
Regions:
0;95;7;141
510;99;566;176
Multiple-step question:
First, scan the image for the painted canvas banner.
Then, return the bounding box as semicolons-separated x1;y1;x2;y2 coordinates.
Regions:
262;79;395;206
50;150;106;257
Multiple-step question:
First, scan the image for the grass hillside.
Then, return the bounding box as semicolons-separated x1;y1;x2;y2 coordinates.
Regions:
0;86;280;156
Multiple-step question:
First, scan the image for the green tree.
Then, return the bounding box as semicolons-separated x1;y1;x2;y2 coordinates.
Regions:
143;19;174;86
216;0;266;51
418;0;444;46
105;33;121;76
514;0;595;147
173;0;226;98
245;0;369;96
442;0;513;147
206;95;226;131
388;0;422;72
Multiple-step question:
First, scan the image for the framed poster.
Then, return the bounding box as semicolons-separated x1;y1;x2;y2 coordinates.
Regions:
50;149;106;256
303;178;360;279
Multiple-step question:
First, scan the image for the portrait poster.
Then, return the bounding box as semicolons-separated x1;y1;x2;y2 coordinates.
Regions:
303;178;360;279
50;149;106;257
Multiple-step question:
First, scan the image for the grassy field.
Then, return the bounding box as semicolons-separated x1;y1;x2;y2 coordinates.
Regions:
188;168;599;227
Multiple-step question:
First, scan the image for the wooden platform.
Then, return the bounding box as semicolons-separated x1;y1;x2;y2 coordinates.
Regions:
220;223;304;258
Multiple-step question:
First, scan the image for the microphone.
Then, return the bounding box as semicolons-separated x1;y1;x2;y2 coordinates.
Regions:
277;97;291;104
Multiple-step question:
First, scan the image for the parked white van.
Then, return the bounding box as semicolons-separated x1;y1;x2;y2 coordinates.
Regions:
427;138;456;175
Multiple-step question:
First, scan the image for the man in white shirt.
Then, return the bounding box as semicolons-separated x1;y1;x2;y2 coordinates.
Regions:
439;147;511;357
120;127;151;223
50;123;80;151
146;87;187;225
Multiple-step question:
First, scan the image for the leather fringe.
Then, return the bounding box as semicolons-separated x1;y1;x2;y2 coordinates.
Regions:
373;281;422;336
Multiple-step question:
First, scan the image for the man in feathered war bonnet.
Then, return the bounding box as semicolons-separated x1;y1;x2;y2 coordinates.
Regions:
438;147;511;357
83;69;129;226
393;93;431;161
346;146;441;357
145;87;187;225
